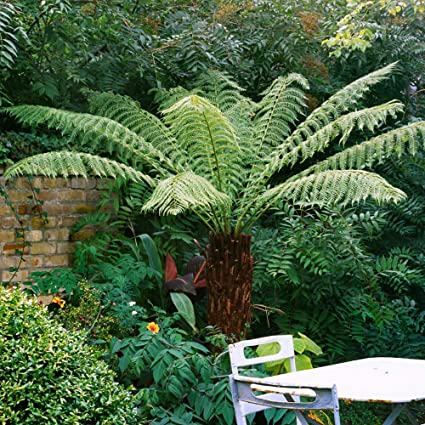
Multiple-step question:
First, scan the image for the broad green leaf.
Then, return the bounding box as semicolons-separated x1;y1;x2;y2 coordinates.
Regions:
170;292;197;331
138;233;163;276
298;332;323;355
283;353;313;371
293;338;306;354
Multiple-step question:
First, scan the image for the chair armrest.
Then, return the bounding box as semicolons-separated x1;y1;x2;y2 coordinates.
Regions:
250;383;317;398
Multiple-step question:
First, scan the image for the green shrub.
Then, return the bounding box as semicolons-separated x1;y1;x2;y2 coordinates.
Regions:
0;287;137;425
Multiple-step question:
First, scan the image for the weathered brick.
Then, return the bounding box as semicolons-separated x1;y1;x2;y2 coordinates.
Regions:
71;229;95;241
42;178;69;189
6;190;33;202
0;230;16;242
13;178;32;189
38;191;60;202
85;190;101;203
0;205;13;216
29;255;44;268
30;242;56;255
30;216;49;229
1;269;29;283
72;205;94;214
0;255;19;269
26;230;43;242
58;190;86;203
2;243;30;255
45;229;70;241
57;217;79;227
44;255;69;267
71;177;97;190
1;217;18;229
17;204;30;215
56;242;75;254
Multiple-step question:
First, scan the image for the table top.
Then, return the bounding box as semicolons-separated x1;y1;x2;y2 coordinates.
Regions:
259;357;425;403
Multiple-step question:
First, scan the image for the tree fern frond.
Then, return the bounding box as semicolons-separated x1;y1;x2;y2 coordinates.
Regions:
3;105;176;176
291;121;425;180
317;62;399;117
162;95;243;194
275;101;404;170
253;73;309;154
3;151;154;184
260;170;406;209
86;91;184;166
142;172;230;219
153;86;194;111
195;69;247;113
278;63;399;157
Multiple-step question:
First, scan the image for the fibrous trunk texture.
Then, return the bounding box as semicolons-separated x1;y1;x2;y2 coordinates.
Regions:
206;233;253;338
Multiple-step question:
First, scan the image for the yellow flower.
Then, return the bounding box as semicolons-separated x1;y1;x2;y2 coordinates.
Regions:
52;296;66;309
146;322;160;334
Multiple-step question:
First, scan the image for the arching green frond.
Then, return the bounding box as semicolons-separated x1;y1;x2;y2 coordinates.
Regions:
195;69;247;113
279;63;399;157
273;101;404;170
317;62;399;117
291;121;425;180
86;91;184;167
253;73;308;154
3;151;154;184
3;105;176;176
260;170;406;209
153;86;194;111
162;95;243;194
142;172;230;219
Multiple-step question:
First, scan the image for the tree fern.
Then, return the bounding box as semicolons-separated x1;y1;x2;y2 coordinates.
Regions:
4;63;425;336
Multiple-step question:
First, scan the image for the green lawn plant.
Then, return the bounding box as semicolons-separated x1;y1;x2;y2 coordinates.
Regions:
0;286;137;425
3;63;425;337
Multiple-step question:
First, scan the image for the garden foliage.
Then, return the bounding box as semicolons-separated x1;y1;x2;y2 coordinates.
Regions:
0;287;137;425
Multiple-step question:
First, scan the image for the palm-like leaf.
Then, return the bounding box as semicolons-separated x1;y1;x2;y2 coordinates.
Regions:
3;105;176;176
3;151;154;184
260;170;406;208
293;121;425;180
142;172;230;221
162;95;243;195
86;91;184;166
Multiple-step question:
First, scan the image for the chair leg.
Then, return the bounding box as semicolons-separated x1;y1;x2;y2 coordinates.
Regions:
229;376;248;425
382;404;407;425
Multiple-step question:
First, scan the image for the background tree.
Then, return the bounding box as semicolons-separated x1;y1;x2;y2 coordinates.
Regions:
4;64;425;336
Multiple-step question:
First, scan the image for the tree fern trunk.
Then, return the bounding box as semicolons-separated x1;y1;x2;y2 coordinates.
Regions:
206;233;253;337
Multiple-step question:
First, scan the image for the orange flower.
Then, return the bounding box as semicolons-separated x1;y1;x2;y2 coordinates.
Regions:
52;296;66;309
146;322;160;334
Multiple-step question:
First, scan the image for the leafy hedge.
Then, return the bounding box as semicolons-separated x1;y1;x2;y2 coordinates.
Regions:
0;287;137;425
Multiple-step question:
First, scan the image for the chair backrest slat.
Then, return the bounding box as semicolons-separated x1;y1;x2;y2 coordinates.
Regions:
228;335;295;376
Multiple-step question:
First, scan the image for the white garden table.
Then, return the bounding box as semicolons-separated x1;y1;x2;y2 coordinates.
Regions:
228;336;425;425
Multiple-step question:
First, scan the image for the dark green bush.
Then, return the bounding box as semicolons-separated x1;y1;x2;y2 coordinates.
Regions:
0;287;137;425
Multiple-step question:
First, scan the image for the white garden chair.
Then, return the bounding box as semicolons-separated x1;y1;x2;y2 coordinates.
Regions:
228;335;341;425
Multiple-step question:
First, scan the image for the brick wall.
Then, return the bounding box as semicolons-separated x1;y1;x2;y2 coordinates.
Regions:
0;171;111;282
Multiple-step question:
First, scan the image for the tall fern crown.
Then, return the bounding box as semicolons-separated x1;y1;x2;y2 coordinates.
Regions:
3;63;425;235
